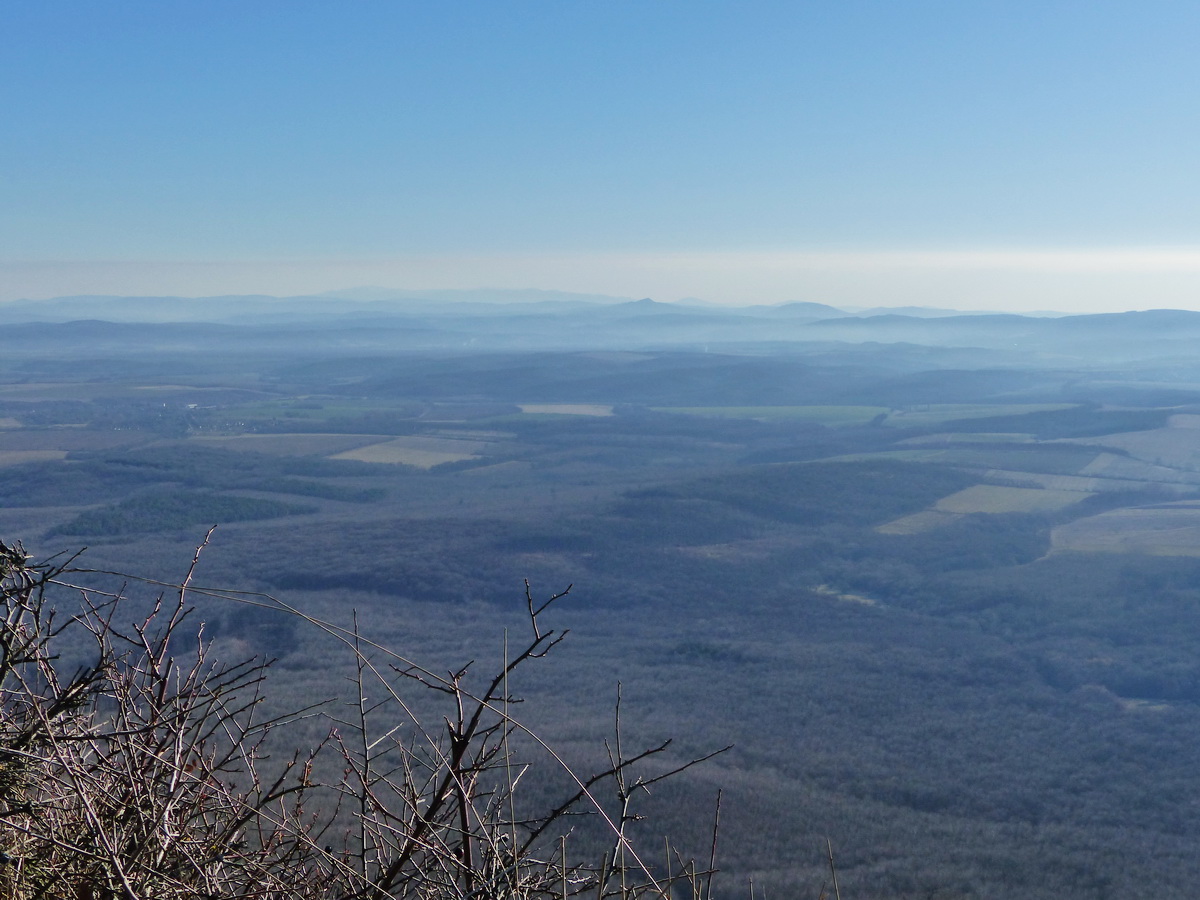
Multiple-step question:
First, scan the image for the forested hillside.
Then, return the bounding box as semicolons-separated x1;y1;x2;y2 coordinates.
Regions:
6;301;1200;897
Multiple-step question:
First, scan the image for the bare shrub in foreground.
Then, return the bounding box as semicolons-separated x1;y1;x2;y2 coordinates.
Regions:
0;535;724;900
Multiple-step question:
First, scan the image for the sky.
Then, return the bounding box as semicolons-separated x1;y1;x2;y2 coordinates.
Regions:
4;1;1200;312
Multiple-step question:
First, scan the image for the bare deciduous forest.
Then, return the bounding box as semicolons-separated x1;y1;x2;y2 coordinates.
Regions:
6;296;1200;897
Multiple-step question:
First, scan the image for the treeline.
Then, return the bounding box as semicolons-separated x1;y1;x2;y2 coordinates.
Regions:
941;403;1174;439
48;490;313;537
0;444;389;509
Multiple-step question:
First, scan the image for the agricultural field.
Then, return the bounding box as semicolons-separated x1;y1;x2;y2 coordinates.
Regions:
899;431;1034;444
882;403;1078;426
1050;501;1200;555
0;382;136;401
878;484;1091;533
0;429;152;452
189;433;385;456
518;403;614;416
182;430;503;468
1077;451;1200;485
978;469;1195;494
652;405;889;424
935;484;1090;514
840;443;1110;476
1070;414;1200;471
0;450;67;467
332;435;488;468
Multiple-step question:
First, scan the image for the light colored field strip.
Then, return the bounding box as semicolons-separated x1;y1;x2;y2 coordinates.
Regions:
332;439;479;468
934;485;1090;514
1051;504;1200;556
878;484;1093;534
899;433;1034;445
331;435;492;468
518;404;614;417
983;468;1199;494
186;432;500;468
427;429;514;440
0;450;69;467
1077;452;1200;484
653;405;888;424
188;433;385;456
883;403;1077;426
813;584;881;606
1069;416;1200;472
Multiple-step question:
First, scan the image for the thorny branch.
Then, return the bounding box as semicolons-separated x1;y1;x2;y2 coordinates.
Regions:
0;536;726;900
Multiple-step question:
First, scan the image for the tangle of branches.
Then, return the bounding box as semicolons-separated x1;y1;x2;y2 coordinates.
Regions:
0;535;725;900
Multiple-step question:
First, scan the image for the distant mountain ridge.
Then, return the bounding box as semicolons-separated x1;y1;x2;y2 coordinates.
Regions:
4;290;1197;364
0;290;1014;325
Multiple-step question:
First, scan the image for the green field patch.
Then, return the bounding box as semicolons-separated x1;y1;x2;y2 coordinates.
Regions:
189;433;384;456
885;403;1077;427
0;418;21;429
1051;502;1200;556
332;436;486;468
654;405;889;424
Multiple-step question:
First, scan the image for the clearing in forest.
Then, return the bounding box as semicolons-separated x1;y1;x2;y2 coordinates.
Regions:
332;435;484;468
1069;415;1200;472
190;433;383;456
1050;502;1200;556
654;405;887;424
883;403;1076;426
518;404;614;416
0;450;68;467
934;485;1090;514
878;484;1092;534
899;432;1034;444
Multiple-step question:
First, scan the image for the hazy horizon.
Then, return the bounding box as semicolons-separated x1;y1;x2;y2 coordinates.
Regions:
4;256;1200;317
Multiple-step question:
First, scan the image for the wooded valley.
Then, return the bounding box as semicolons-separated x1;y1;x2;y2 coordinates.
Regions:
5;296;1200;897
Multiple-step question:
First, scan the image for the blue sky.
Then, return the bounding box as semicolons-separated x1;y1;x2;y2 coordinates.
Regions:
5;2;1200;310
